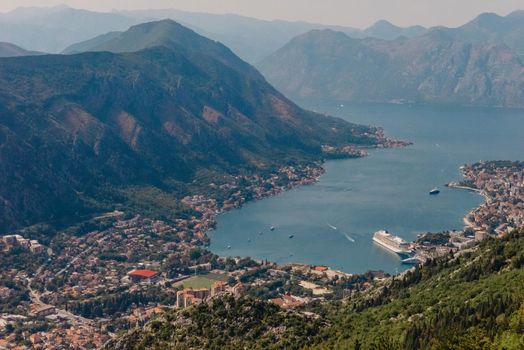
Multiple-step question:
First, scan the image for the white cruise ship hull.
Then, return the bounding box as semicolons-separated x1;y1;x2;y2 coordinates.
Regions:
373;236;412;256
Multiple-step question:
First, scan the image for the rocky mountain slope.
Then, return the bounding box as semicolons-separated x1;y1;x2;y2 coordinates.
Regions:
259;15;524;108
0;20;384;232
437;11;524;56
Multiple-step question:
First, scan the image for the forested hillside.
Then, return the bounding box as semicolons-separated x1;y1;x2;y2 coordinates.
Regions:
0;20;384;233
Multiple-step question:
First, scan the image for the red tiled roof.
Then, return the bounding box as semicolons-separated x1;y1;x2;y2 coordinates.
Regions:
128;269;159;278
270;298;285;307
283;295;295;302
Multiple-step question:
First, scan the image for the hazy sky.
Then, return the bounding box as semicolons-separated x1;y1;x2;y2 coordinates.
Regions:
0;0;523;28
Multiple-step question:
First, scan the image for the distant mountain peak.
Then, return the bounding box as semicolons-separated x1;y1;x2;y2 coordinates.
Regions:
128;18;185;30
467;12;504;28
368;19;398;30
5;3;70;16
0;41;42;57
364;19;426;40
53;4;71;10
68;19;214;54
507;10;524;19
62;19;253;75
283;29;356;52
304;28;347;36
298;29;351;42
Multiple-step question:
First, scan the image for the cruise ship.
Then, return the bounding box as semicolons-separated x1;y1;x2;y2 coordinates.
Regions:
373;230;412;256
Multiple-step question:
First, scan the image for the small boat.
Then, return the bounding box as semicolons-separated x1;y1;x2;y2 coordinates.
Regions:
401;257;420;265
429;188;440;195
344;233;355;243
258;231;263;235
270;226;275;231
227;245;231;249
327;223;337;230
289;234;294;239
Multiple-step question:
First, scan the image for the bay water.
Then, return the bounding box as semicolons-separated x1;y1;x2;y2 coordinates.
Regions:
209;103;524;274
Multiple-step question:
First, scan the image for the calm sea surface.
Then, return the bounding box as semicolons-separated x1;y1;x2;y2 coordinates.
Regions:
208;102;524;274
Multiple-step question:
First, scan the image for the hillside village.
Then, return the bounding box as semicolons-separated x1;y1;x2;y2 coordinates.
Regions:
0;165;366;349
457;161;524;235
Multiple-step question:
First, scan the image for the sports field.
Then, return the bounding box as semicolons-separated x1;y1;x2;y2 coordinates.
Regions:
174;273;228;289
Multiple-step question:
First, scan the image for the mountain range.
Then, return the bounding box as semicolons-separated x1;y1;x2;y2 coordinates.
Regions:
259;11;524;108
0;6;141;54
435;11;524;56
0;20;382;233
107;9;427;63
362;20;426;41
0;5;426;63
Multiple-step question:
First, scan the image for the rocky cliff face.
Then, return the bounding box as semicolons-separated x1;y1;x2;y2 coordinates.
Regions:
259;28;524;107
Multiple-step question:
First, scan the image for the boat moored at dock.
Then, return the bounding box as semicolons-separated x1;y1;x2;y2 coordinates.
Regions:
373;230;413;256
401;256;421;265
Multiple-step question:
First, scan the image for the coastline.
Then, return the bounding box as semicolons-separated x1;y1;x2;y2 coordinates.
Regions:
205;160;508;273
446;182;488;200
190;136;410;263
446;181;489;231
448;162;524;236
